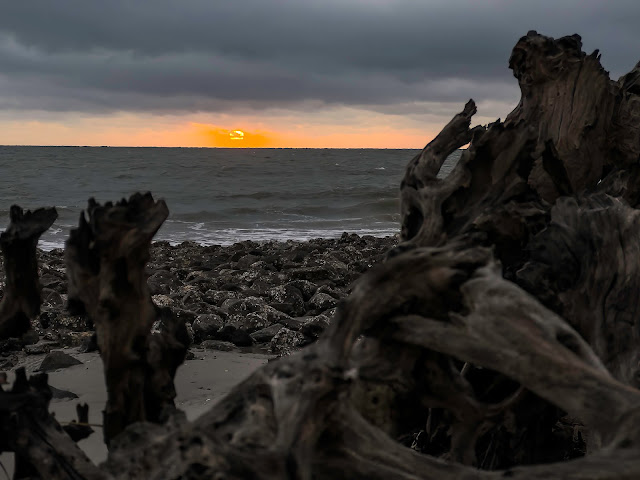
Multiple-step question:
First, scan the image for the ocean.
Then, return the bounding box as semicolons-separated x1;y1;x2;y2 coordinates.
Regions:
0;147;461;250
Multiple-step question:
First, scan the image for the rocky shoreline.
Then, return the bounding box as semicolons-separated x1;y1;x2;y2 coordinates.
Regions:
0;233;397;369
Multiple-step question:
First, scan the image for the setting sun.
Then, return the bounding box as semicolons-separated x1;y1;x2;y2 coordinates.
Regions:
230;130;245;140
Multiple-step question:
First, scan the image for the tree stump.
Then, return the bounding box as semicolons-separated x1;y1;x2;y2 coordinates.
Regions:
65;192;189;446
0;205;57;339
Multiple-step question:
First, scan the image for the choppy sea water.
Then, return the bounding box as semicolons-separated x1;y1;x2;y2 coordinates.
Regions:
0;147;461;250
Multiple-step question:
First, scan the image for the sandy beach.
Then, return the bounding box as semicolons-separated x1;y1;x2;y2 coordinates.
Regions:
1;347;272;475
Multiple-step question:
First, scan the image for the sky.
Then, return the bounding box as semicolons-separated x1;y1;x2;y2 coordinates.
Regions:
0;0;639;148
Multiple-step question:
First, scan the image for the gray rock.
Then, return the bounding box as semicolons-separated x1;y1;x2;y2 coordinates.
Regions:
203;289;241;306
42;288;64;308
201;340;239;352
268;285;305;316
50;385;79;400
237;269;264;284
43;311;89;332
225;313;270;333
251;324;284;343
301;314;332;339
173;309;197;324
230;329;253;347
248;260;273;272
57;331;94;348
221;296;265;315
236;254;261;269
24;341;58;355
260;304;292;324
192;314;225;343
268;327;307;356
287;280;318;300
179;285;204;306
275;316;305;331
308;292;338;311
39;351;83;372
40;273;64;290
152;294;176;308
251;278;277;296
316;284;344;299
148;270;181;295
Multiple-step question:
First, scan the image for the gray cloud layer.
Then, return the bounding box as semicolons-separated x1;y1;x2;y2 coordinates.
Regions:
0;0;638;116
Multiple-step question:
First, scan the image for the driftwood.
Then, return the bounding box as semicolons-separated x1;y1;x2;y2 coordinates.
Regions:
65;192;189;445
0;206;57;339
5;31;640;478
0;368;102;479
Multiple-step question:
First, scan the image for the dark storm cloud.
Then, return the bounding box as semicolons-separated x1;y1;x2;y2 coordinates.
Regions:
0;0;638;114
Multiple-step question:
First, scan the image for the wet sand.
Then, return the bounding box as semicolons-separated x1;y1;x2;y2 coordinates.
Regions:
1;347;272;474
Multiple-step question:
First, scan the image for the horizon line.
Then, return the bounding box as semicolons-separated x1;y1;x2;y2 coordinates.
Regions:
0;144;429;150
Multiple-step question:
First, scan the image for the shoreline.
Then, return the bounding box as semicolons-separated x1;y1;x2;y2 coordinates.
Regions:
37;230;401;252
3;232;398;368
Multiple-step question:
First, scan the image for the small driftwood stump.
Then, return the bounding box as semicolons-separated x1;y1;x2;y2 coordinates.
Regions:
65;192;189;446
0;205;57;339
5;31;640;479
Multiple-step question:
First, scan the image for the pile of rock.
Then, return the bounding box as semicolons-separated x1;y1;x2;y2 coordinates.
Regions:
2;233;396;359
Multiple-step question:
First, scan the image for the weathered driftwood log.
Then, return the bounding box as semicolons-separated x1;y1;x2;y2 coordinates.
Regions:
6;31;640;479
0;368;105;480
0;205;57;339
65;192;189;446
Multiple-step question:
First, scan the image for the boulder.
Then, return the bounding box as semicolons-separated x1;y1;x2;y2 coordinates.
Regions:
268;285;305;316
24;341;58;355
39;351;83;372
287;280;318;300
147;270;181;295
301;314;332;339
221;296;265;315
203;289;241;306
230;329;253;347
268;328;307;356
192;314;225;343
50;385;79;400
251;324;284;343
200;340;239;352
308;292;338;312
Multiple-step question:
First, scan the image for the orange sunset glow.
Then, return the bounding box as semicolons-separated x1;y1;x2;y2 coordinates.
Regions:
0;99;509;148
0;104;510;148
0;119;441;148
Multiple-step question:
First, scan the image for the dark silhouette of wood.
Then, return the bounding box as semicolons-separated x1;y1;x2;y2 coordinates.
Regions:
0;205;57;339
63;403;95;442
65;192;189;446
0;368;105;480
5;31;640;479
